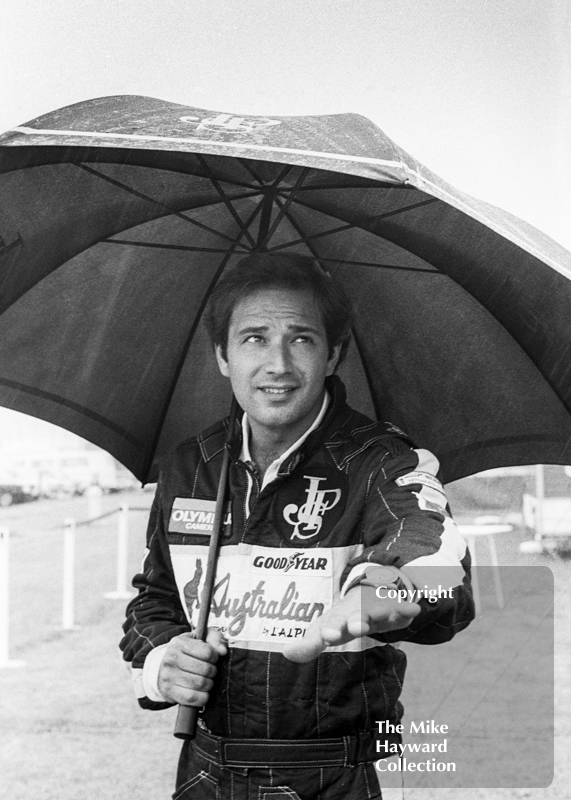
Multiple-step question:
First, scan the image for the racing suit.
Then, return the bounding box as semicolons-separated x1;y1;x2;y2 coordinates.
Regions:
120;376;474;800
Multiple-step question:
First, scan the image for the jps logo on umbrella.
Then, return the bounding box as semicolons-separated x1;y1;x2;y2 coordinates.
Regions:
179;113;281;134
277;470;346;544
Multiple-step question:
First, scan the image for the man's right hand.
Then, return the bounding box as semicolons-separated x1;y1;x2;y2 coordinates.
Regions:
158;629;227;706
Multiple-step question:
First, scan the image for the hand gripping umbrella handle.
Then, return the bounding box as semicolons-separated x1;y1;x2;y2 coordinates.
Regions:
174;398;238;740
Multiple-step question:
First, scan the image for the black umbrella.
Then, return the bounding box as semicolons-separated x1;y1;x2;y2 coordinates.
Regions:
1;95;571;485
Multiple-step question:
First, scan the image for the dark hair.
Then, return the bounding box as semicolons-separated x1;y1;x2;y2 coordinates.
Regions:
204;252;353;365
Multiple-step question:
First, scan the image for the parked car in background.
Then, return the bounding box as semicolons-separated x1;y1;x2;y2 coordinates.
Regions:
0;469;40;506
3;450;138;499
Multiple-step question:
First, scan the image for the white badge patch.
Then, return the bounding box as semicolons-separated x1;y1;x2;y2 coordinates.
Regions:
396;471;448;513
412;491;448;513
396;471;445;495
169;497;231;535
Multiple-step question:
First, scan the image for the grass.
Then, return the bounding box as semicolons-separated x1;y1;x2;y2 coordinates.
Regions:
0;491;569;799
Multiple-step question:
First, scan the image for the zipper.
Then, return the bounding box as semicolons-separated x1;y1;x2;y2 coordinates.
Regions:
236;459;261;530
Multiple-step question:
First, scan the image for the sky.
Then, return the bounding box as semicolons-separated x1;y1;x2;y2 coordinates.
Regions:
0;0;570;440
2;0;570;250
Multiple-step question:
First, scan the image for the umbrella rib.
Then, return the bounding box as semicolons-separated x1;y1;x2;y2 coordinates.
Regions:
237;159;267;185
101;240;246;255
254;167;298;248
143;246;237;477
287;180;406;192
269;164;297;188
442;433;567;460
273;194;439;234
257;193;274;249
0;377;144;452
142;204;261;479
280;194;571;425
268;196;442;274
267;219;355;249
77;164;251;249
237;159;294;187
38;145;262;190
267;196;384;418
347;329;384;420
256;170;299;248
258;169;311;250
309;257;440;275
197;155;257;248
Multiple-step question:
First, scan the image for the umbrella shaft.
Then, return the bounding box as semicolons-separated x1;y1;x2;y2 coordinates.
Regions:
174;398;238;739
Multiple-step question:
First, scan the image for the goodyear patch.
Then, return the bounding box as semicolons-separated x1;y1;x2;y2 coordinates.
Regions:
251;548;333;578
169;497;231;535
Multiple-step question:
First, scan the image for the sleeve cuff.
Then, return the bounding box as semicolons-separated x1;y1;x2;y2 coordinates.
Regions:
340;564;414;597
141;643;170;703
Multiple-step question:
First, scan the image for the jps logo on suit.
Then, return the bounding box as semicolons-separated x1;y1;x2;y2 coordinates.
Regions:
276;469;346;545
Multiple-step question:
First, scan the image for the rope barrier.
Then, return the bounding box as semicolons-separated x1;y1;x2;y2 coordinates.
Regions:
1;502;153;662
74;508;122;527
58;503;151;627
70;504;152;529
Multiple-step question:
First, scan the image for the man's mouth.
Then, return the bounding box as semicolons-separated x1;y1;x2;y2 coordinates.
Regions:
260;387;296;394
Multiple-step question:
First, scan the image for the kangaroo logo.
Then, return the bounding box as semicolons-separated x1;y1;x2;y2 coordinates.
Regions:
179;113;281;134
283;475;342;541
183;558;203;618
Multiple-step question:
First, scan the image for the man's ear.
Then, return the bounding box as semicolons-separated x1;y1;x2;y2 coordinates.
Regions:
326;344;342;376
215;345;230;377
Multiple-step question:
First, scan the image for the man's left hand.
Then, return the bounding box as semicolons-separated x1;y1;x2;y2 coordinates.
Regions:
282;586;421;663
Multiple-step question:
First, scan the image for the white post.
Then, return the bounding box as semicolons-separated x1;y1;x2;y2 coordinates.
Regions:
0;527;25;668
105;504;134;599
86;483;104;520
535;464;545;543
519;465;547;554
0;527;9;664
62;518;80;630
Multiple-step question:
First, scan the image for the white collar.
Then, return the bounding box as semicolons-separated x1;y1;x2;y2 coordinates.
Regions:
240;390;330;490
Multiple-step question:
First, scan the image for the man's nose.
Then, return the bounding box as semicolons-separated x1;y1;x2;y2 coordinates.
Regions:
264;341;292;373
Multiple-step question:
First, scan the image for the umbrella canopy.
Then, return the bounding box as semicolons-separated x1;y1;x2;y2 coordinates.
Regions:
0;95;570;484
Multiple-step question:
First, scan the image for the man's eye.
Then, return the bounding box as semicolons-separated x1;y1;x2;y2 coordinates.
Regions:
293;335;313;344
244;335;264;343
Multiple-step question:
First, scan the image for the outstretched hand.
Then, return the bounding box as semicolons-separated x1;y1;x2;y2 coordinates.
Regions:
282;586;421;663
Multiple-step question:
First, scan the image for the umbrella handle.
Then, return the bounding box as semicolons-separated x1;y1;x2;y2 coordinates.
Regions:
173;397;238;740
174;704;199;740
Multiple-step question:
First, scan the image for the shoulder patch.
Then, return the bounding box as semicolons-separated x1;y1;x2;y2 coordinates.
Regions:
395;471;445;495
383;421;410;438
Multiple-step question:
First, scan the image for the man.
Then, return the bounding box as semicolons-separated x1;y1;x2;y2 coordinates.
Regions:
120;252;474;799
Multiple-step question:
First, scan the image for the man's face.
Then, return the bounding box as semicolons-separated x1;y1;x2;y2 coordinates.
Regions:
215;288;340;444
